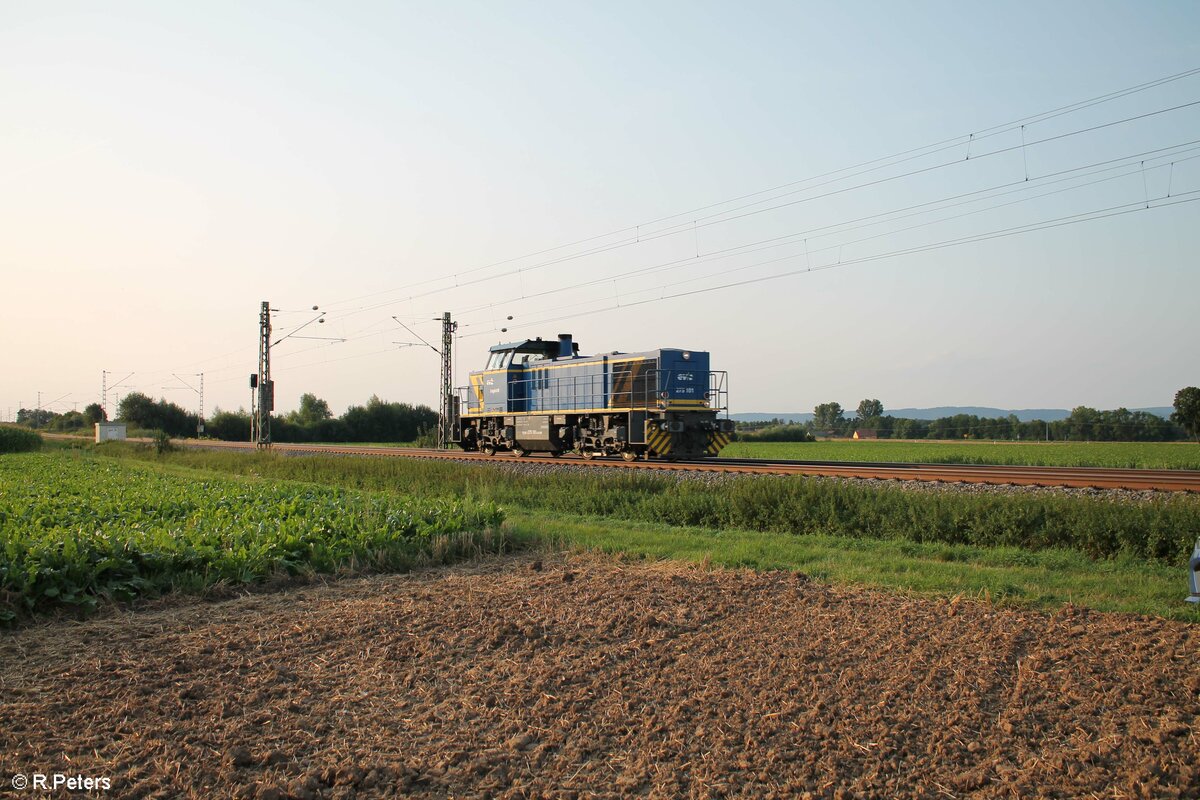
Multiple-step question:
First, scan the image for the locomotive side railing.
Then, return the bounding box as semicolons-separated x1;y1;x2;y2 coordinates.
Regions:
457;368;728;415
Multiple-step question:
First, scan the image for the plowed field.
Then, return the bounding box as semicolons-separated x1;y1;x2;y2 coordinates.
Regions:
2;555;1197;799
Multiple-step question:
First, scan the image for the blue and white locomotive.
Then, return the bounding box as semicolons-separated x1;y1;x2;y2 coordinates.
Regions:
454;334;732;460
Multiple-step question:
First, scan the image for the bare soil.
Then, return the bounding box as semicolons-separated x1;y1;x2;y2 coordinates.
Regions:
1;554;1197;799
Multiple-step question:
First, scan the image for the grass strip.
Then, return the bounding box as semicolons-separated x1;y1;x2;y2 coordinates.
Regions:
506;512;1199;621
722;440;1200;470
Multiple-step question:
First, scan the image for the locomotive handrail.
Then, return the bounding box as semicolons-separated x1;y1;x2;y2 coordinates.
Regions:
457;367;728;416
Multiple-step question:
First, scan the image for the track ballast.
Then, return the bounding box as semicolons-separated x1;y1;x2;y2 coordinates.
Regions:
178;439;1200;492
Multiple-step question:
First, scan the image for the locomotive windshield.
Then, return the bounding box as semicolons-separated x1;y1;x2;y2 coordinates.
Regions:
486;349;553;369
484;341;558;369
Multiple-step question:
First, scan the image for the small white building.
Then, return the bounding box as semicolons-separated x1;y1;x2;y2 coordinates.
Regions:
95;422;127;443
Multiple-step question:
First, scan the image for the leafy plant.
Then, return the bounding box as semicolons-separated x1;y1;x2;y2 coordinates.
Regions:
0;454;505;623
0;425;42;453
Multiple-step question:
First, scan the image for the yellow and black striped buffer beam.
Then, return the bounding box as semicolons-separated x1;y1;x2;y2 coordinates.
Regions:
644;424;673;455
706;431;731;455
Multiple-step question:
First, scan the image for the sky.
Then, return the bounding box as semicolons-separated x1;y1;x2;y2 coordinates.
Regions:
2;0;1198;421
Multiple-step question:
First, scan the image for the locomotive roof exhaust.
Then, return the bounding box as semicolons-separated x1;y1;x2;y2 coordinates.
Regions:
558;333;575;358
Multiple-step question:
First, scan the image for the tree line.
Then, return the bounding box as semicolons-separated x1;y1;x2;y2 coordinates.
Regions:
738;389;1200;442
17;386;1200;444
14;392;437;444
204;393;437;444
15;404;107;432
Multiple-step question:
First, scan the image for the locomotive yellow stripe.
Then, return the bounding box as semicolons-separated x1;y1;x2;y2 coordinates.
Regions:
469;375;485;408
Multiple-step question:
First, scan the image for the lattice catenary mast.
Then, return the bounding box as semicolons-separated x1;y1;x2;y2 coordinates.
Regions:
438;312;457;449
255;300;273;448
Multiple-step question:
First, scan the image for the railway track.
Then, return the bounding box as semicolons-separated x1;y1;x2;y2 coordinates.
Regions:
176;438;1200;492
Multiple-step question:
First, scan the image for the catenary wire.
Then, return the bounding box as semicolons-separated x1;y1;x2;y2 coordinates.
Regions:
319;68;1200;314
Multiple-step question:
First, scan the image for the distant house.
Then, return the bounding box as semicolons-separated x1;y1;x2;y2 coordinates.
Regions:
852;429;878;440
95;422;127;443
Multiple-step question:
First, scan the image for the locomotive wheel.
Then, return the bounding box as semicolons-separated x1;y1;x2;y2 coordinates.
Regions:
621;449;637;462
580;450;596;460
549;450;563;458
511;446;527;458
482;444;496;456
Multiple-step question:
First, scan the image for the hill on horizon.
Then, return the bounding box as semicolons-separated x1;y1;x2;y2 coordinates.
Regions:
731;406;1175;423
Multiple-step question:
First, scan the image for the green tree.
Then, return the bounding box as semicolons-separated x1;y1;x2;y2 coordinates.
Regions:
117;393;157;426
813;402;844;431
206;408;251;441
48;411;88;432
1172;387;1200;442
856;398;884;421
288;393;333;425
16;408;55;428
117;392;198;437
83;403;106;424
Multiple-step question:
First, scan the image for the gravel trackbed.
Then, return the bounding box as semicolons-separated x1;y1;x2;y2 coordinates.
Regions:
2;554;1197;799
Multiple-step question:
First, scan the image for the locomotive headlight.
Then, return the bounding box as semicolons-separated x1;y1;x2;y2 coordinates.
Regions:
682;352;691;360
660;391;669;399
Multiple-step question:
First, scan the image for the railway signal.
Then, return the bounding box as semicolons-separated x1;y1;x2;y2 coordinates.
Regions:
253;302;330;448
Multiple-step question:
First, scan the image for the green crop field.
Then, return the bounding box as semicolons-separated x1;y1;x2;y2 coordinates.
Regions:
722;439;1200;470
91;443;1200;565
0;452;504;623
10;445;1200;622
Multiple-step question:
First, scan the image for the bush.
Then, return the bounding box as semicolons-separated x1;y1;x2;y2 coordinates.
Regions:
737;424;815;443
152;430;174;455
0;426;42;453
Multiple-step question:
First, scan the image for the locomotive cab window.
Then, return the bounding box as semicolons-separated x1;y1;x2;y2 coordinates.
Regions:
514;352;550;366
486;351;517;369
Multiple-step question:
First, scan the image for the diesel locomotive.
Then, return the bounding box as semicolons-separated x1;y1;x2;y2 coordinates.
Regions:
453;334;732;460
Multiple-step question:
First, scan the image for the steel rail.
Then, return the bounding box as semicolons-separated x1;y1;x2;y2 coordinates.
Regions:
173;438;1200;492
40;434;1199;491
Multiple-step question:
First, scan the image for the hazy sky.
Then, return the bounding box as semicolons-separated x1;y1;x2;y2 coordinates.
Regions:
3;1;1198;421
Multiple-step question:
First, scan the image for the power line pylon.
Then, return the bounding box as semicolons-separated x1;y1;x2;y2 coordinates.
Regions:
438;312;457;449
256;300;273;448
